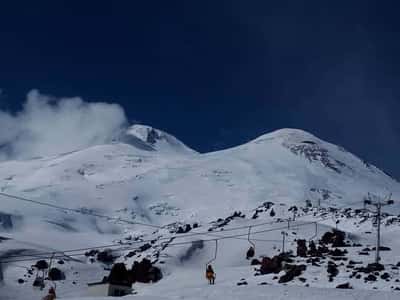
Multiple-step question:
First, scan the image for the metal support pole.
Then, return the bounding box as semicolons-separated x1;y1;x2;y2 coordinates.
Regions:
375;203;381;264
364;192;393;265
281;231;287;254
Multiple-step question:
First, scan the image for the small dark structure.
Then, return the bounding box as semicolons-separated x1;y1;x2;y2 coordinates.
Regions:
88;259;162;297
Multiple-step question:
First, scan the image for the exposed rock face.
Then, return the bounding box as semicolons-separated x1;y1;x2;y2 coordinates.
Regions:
279;264;307;283
336;282;352;289
320;229;346;247
107;259;162;286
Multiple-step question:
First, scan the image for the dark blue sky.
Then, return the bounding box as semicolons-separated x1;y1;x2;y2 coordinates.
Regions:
0;1;400;177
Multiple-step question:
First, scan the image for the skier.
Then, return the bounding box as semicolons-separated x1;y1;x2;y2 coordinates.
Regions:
246;246;255;259
205;264;215;285
42;287;56;300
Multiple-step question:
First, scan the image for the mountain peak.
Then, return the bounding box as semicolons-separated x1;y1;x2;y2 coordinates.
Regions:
124;124;197;155
253;128;319;144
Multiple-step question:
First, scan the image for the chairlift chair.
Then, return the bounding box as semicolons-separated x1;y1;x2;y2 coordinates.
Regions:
246;226;256;259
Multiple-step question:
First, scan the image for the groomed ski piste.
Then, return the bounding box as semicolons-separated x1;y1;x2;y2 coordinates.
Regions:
1;126;400;299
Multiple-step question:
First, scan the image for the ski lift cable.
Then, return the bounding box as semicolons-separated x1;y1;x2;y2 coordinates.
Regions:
247;226;256;249
3;218;323;262
3;214;331;263
0;191;162;229
206;240;218;266
2;215;309;260
2;218;328;263
1;220;324;264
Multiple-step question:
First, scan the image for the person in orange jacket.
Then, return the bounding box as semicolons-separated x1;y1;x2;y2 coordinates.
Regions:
205;264;215;285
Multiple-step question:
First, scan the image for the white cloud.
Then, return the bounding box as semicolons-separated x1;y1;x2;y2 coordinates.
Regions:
0;90;127;160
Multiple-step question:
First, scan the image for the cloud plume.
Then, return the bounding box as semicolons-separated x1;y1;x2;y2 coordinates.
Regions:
0;90;127;160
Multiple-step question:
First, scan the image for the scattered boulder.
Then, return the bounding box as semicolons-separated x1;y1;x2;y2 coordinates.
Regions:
97;249;116;264
139;243;152;252
260;256;282;274
237;280;248;286
320;230;346;247
34;260;48;270
278;264;306;283
329;248;347;257
336;282;352;289
17;278;24;284
327;262;339;281
364;274;377;282
372;246;391;251
130;258;162;283
381;272;391;280
251;258;261;265
356;263;385;273
177;224;192;234
85;249;99;257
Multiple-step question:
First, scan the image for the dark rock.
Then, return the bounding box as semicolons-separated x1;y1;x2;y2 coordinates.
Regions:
381;272;391;280
298;277;307;282
278;264;306;283
372;246;391;251
97;249;116;264
365;274;377;282
329;248;347;257
57;260;64;265
85;249;99;257
320;230;346;247
34;260;48;270
139;243;152;252
251;258;261;266
336;282;352;289
17;278;24;284
327;261;339;281
130;258;162;283
260;256;282;274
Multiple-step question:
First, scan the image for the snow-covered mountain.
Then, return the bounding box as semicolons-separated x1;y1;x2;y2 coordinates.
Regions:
2;126;400;299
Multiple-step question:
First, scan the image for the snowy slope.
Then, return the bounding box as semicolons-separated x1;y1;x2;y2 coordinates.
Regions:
1;127;400;299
